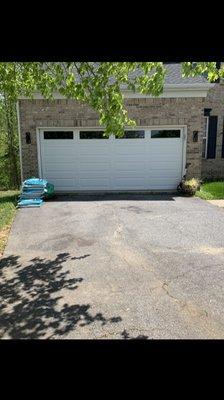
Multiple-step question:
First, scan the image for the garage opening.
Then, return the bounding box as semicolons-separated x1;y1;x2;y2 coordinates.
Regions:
38;127;186;192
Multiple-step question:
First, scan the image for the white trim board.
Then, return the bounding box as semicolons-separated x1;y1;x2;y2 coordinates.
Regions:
18;84;214;100
36;125;187;191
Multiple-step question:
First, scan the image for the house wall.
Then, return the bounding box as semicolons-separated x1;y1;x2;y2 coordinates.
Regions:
202;82;224;180
18;97;205;182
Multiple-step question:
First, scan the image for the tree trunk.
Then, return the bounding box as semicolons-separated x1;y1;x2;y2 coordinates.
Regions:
3;94;20;189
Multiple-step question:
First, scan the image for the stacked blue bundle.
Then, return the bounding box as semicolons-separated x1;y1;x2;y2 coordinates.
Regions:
18;178;49;208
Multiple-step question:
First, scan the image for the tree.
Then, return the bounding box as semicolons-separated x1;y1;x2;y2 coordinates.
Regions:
0;62;223;137
0;95;20;189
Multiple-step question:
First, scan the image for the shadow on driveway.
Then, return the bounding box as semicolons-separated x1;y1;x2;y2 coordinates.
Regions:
0;253;122;339
49;193;178;202
0;252;148;339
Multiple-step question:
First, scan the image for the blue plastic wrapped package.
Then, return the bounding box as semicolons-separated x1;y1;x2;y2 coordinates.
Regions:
23;178;48;187
17;199;44;208
17;177;55;208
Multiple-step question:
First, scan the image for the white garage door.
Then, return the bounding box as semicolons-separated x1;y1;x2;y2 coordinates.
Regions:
39;128;185;191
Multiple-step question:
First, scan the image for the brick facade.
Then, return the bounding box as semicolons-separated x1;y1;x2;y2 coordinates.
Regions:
202;82;224;179
18;97;205;181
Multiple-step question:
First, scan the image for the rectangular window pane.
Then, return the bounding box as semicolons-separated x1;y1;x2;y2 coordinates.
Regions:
116;130;145;139
151;130;180;138
202;138;206;158
204;117;208;134
44;131;73;139
202;117;209;158
80;131;108;139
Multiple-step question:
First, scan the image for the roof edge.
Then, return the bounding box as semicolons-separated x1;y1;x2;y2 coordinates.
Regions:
18;83;215;100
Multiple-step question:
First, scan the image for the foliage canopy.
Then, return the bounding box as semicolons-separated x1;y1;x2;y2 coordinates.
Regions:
0;62;222;136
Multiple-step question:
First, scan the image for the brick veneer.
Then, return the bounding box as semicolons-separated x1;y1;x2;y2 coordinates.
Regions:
202;83;224;180
18;97;205;182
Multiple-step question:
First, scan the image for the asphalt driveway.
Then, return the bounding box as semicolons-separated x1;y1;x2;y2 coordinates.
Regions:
1;194;224;339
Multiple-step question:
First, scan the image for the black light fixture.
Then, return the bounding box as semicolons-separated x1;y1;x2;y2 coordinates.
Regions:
204;108;212;117
25;132;31;144
193;131;198;142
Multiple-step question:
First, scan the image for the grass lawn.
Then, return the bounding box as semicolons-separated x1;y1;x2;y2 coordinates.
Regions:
0;190;19;255
196;181;224;200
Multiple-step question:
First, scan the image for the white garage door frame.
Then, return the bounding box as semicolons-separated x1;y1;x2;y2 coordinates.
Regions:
37;125;187;192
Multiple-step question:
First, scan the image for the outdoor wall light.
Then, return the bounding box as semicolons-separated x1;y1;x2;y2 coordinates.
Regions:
25;132;31;144
193;131;198;142
204;108;212;117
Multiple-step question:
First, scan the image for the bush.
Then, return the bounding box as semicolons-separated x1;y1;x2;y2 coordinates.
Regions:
178;178;201;196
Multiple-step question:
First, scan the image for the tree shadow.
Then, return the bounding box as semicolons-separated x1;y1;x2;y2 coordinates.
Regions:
121;329;148;340
0;193;19;206
0;253;122;339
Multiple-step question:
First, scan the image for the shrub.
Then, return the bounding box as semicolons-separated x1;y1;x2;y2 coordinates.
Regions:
178;178;201;196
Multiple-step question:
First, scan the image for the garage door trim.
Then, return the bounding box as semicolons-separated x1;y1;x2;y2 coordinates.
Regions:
37;125;187;191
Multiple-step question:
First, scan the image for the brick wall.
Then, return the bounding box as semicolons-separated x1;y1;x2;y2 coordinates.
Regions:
18;97;205;181
202;83;224;179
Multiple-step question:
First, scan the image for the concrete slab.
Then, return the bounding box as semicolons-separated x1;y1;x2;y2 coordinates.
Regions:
1;194;224;339
207;200;224;208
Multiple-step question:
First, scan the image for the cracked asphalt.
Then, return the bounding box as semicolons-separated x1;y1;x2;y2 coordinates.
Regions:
1;193;224;339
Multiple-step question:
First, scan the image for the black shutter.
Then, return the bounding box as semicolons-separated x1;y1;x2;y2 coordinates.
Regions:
222;117;224;158
207;116;218;159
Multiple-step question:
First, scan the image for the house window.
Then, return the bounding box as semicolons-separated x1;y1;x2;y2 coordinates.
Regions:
44;131;73;139
80;131;108;139
115;130;145;139
202;117;209;158
151;130;180;138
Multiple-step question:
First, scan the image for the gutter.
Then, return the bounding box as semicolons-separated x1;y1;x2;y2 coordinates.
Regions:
18;83;215;100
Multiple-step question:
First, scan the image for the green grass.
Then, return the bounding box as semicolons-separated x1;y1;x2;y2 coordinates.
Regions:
0;190;19;254
196;181;224;200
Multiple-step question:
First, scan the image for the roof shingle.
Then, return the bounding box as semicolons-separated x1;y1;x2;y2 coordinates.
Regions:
164;63;208;84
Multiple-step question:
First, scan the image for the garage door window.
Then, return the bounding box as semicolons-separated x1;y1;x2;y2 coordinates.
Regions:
80;131;108;139
116;130;145;139
151;130;180;138
44;131;73;139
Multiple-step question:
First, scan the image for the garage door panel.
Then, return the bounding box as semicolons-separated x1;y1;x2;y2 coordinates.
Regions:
79;178;110;190
149;145;181;152
79;163;110;172
149;170;181;178
40;129;184;191
42;157;75;164
79;171;110;178
114;170;146;178
42;145;75;153
79;157;110;165
150;161;181;169
114;149;147;156
149;184;179;190
150;143;181;149
43;171;75;179
42;151;75;161
42;139;74;146
47;178;76;190
114;177;147;189
42;163;76;172
114;161;146;171
78;146;110;156
150;154;182;162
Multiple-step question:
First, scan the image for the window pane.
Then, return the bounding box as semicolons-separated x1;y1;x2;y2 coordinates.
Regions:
151;130;180;138
80;131;108;139
204;117;208;136
44;131;73;139
116;130;145;139
202;138;206;158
